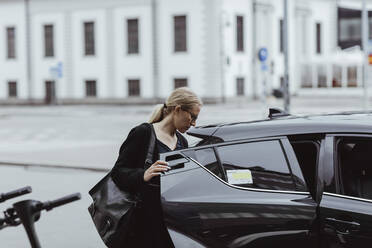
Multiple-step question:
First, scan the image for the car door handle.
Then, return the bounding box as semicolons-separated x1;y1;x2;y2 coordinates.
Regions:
165;154;188;169
325;217;360;234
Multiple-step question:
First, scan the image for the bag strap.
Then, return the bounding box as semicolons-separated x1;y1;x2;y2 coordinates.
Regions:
144;123;156;169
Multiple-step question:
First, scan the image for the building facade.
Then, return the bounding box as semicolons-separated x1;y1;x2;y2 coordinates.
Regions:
0;0;371;104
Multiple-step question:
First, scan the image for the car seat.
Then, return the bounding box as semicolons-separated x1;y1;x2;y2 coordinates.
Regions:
343;141;372;199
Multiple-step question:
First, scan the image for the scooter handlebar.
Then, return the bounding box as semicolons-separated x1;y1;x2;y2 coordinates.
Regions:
38;193;81;211
0;186;32;203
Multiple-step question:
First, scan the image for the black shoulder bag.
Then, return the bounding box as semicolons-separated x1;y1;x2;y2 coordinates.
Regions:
88;125;156;248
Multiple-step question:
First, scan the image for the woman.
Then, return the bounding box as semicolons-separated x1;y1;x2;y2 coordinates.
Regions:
111;87;202;248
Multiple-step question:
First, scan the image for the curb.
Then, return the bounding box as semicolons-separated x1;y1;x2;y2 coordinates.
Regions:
0;161;109;173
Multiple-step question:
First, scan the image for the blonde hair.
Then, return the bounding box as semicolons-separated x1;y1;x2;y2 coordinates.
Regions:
148;87;202;123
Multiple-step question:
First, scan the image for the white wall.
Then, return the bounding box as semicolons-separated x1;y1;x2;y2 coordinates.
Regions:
157;0;205;97
221;0;253;97
30;12;65;99
28;0;153;100
0;0;27;99
70;9;106;98
113;5;154;98
201;0;223;99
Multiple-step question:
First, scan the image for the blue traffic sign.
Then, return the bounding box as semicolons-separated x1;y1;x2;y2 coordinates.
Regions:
258;48;268;62
49;62;63;79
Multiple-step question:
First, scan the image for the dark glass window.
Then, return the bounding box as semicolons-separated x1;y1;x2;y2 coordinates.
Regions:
316;23;322;54
128;79;140;96
347;66;357;87
84;22;95;55
45;80;56;104
332;65;342;87
317;64;327;88
174;78;188;89
338;7;361;49
337;8;372;49
8;81;17;98
194;148;225;180
279;19;284;53
337;138;372;200
236;16;244;52
85;80;97;97
44;24;54;57
217;140;296;191
236;77;245;96
174;15;187;52
127;19;139;54
301;64;312;88
6;27;15;59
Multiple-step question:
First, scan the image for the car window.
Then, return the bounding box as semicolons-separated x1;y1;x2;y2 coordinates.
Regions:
195;148;225;180
337;138;372;200
216;140;297;191
182;148;225;180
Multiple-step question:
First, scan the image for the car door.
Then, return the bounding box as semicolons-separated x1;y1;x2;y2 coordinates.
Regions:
318;134;372;248
160;137;318;248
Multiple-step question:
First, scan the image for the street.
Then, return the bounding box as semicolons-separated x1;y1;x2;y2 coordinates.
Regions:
0;166;104;247
0;96;370;247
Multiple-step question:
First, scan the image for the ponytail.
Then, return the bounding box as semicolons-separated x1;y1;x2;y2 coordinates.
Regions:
148;104;165;123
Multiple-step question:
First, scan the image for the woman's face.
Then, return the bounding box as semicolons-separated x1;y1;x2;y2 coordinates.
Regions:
173;104;201;133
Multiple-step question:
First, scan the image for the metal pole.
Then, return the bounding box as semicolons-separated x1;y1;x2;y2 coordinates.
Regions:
219;8;226;103
362;0;369;110
25;0;32;103
252;0;258;100
151;0;160;102
283;0;290;112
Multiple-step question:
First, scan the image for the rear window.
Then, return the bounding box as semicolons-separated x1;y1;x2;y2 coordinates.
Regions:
216;140;296;191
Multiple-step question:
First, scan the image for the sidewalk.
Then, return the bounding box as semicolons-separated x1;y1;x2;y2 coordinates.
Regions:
0;96;369;171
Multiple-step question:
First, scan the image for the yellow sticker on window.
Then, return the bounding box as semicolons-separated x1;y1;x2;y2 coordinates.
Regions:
226;169;253;185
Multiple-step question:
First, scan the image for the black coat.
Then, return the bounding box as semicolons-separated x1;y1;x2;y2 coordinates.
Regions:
111;123;188;248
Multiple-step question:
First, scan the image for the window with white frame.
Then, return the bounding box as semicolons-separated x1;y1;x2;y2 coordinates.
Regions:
236;77;245;96
84;22;95;55
8;81;17;98
174;78;187;89
174;16;187;52
128;79;140;96
236;16;244;52
127;19;139;54
6;27;16;59
316;23;322;54
85;80;97;97
44;24;54;57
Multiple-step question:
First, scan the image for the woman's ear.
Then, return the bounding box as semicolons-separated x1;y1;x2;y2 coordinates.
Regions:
174;105;181;113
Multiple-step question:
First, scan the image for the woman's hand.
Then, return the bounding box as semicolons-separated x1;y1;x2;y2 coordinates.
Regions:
143;160;170;182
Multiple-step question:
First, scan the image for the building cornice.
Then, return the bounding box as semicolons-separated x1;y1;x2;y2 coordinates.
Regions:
26;0;152;14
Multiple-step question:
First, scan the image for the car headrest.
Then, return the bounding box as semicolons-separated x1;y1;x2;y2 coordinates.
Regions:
350;141;372;169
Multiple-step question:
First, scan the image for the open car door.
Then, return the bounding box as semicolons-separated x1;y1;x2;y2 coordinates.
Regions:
160;140;318;248
318;135;372;248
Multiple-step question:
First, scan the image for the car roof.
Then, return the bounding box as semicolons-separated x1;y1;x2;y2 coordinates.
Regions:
187;111;372;142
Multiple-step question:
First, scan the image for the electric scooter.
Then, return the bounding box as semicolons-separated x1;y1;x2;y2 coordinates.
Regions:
0;186;81;248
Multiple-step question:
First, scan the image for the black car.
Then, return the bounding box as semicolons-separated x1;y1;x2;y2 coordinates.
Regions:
159;109;372;248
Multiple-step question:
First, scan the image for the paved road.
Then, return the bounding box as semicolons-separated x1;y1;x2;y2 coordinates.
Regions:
0;96;370;247
0;166;105;247
0;96;367;169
